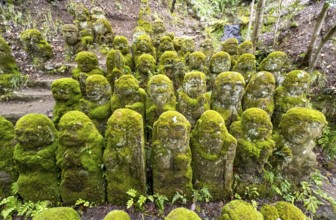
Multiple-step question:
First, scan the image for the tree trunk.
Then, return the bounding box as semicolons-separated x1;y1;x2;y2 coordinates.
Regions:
252;0;266;51
273;0;284;49
246;0;255;40
171;0;177;13
301;3;330;67
308;23;336;73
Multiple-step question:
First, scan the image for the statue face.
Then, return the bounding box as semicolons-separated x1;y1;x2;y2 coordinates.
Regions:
86;83;105;101
287;82;309;96
181;39;195;53
149;82;171;106
237;58;255;70
244;119;271;140
63;28;79;45
189;55;204;69
160;40;174;51
211;56;230;74
78;58;95;72
59;121;85;146
199;128;223;154
153;21;165;33
136;37;151;52
94;22;107;35
157;123;188;150
109;122;127;147
217;81;244;104
184;75;205;98
52;86;72;101
251;83;274;98
224;42;238;55
114;41;129;54
138;57;154;73
283;121;311;145
75;8;88;22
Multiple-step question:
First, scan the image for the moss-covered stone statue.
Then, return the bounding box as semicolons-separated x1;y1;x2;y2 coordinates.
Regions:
200;38;214;65
238;40;253;55
157;36;175;62
20;29;53;66
0;36;24;95
111;75;146;119
186;51;209;75
57;111;105;205
177;71;210;126
232;53;256;83
211;72;245;128
72;51;104;96
220;200;263;220
151;18;172;49
209;51;231;89
276;107;327;179
113;35;134;70
106;49;131;90
172;59;187;92
260;201;308;220
242;71;276;117
152;111;192;199
221;38;239;68
173;36;185;52
103;210;130;220
93;18;115;46
231;108;274;176
91;6;106;21
273;70;311;127
132;34;156;63
33;207;81;220
178;37;195;61
165;208;201;220
0;116;17;198
14;114;60;203
135;54;156;89
104;109;146;204
74;4;94;45
80;75;112;134
191;110;237;199
51;78;82;127
62;24;85;60
157;51;179;81
258;51;289;86
146;74;176;131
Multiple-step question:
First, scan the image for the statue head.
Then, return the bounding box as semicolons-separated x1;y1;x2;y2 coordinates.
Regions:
158;36;174;52
153;18;166;33
221;38;238;55
280;107;327;145
107;49;125;71
148;74;174;107
181;38;195;53
114;75;140;96
91;6;105;21
245;71;275;99
241;108;272;140
159;51;178;69
85;75;111;103
238;40;253;55
51;78;81;102
235;53;256;71
210;51;231;74
183;71;206;98
94;18;113;35
75;51;99;72
15;114;57;150
62;24;79;45
74;4;90;22
258;51;288;71
282;70;311;96
188;51;206;70
214;71;245;104
135;34;153;53
153;111;190;150
137;54;156;74
113;35;130;54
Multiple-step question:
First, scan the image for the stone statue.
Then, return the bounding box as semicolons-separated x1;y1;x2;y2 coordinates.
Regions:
151;18;171;49
72;51;104;96
151;111;192;199
191;110;237;199
273;70;311;127
209;51;231;89
177;71;210;126
111;75;146;119
91;6;106;21
132;34;156;63
104;109;146;204
80;75;112;134
186;51;209;75
221;38;239;69
62;24;85;60
74;4;94;44
157;36;175;62
51;78;82;127
135;54;156;89
238;40;253;55
113;35;134;70
233;53;256;83
0;116;17;198
157;51;179;81
211;72;245;128
258;51;289;86
199;38;214;65
14;114;60;203
57;111;105;205
178;37;195;61
93;18;115;46
106;49;131;90
20;29;53;66
242;71;275;117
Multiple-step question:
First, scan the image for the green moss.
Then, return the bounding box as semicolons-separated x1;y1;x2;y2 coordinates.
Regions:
104;109;146;204
210;51;231;74
157;51;178;78
233;53;256;82
133;34;156;62
106;49;131;89
104;210;130;220
14;114;60;203
51;78;82;127
0;36;20;75
260;204;279;220
283;70;311;88
57;111;105;205
258;51;288;71
215;71;245;86
220;200;263;220
135;53;156;88
33;207;80;220
94;18;114;45
152;111;192;199
191;110;237;199
178;38;195;59
157;36;175;60
221;38;238;56
165;207;201;220
274;201;307;220
187;51;208;74
238;40;253;55
113;35;133;70
0;116;17;197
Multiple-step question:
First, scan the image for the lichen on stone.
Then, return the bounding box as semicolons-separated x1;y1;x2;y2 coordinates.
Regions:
113;35;134;70
233;53;256;83
135;53;156;89
165;207;201;220
103;210;131;220
238;40;253;55
186;51;209;75
220;200;263;220
106;49;131;90
132;34;156;63
261;201;308;220
32;207;80;220
93;18;115;45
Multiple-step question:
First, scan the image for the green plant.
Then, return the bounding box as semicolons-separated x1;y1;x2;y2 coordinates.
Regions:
244;186;259;199
74;198;95;208
172;191;187;204
318;126;336;160
191;186;212;203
